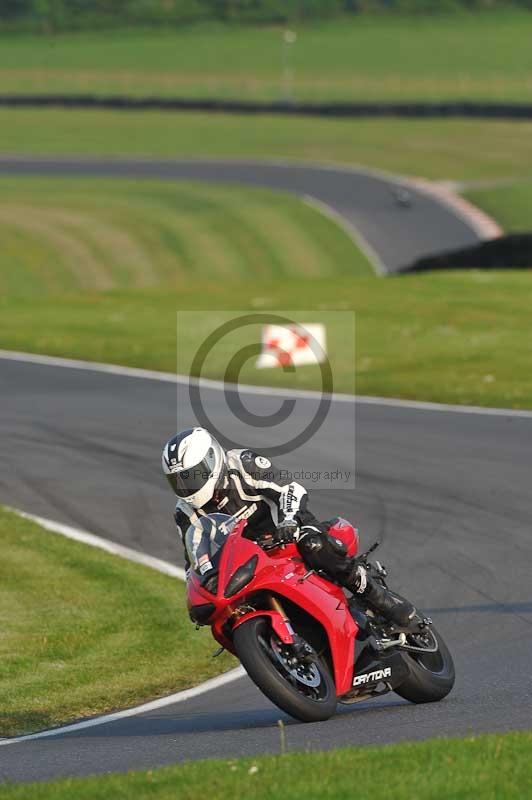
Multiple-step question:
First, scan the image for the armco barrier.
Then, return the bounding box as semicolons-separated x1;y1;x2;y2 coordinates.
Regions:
402;234;532;273
3;95;532;119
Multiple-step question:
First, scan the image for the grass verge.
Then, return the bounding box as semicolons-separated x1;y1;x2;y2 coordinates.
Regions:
1;273;532;409
0;507;234;737
1;110;532;182
1;13;531;103
464;182;532;233
0;732;530;799
0;176;371;298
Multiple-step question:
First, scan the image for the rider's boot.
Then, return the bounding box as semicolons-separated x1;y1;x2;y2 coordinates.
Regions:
345;563;416;627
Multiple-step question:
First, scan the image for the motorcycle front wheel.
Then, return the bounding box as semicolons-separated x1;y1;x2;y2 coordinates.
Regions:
233;616;337;722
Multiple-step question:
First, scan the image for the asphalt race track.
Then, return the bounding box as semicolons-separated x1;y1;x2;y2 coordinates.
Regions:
0;156;483;272
0;157;528;783
0;356;531;782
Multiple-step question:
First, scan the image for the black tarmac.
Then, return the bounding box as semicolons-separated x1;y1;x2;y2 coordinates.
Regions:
0;358;531;782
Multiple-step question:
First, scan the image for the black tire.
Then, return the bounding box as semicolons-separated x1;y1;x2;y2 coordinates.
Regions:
233;616;337;723
395;623;455;704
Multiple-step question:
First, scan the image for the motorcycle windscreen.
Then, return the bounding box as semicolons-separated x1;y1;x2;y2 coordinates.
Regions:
184;513;236;576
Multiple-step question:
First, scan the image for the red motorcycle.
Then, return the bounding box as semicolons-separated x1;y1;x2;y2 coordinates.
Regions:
186;513;455;722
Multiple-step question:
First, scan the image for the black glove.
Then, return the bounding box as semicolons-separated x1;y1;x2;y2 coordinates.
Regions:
276;518;299;544
345;559;368;595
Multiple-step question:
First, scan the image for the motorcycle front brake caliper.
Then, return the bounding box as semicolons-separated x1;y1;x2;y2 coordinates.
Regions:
290;634;317;664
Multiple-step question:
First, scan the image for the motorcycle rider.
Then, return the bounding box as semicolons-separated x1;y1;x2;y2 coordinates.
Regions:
162;427;415;626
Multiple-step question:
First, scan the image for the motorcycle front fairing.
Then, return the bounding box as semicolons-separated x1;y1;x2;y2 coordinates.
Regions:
187;522;360;697
188;517;455;718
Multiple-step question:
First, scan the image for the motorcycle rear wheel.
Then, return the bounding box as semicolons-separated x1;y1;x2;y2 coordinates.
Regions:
233;616;337;722
395;622;455;703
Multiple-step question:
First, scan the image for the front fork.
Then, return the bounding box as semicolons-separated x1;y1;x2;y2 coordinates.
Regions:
231;595;296;646
232;595;316;664
268;595;317;664
269;594;291;622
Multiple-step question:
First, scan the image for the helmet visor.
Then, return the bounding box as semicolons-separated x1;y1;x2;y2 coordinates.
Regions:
166;455;217;499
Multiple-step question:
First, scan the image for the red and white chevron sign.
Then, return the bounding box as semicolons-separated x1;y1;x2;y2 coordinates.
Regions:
256;323;327;369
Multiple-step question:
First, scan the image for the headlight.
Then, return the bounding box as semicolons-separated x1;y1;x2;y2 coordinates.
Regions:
189;603;215;625
224;555;258;598
202;573;219;595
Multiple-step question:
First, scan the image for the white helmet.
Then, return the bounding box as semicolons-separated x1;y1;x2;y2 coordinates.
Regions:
162;427;226;509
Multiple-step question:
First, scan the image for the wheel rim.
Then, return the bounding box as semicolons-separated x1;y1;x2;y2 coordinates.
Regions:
406;629;445;673
257;631;329;701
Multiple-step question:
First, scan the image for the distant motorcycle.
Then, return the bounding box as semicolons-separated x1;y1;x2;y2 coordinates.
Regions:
186;514;455;722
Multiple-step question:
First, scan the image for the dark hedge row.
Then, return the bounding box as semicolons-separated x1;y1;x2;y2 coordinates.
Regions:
2;0;532;32
3;96;532;120
402;234;532;273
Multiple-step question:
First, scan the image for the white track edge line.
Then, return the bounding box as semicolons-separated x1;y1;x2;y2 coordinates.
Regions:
0;507;245;746
7;507;187;581
1;348;532;418
302;194;386;276
0;666;245;746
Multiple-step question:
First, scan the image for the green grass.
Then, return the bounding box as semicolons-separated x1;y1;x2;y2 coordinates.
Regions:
1;110;532;182
465;181;532;232
0;506;234;737
0;127;531;409
1;273;531;409
2;12;532;102
0;176;371;299
1;732;530;799
0;175;530;408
